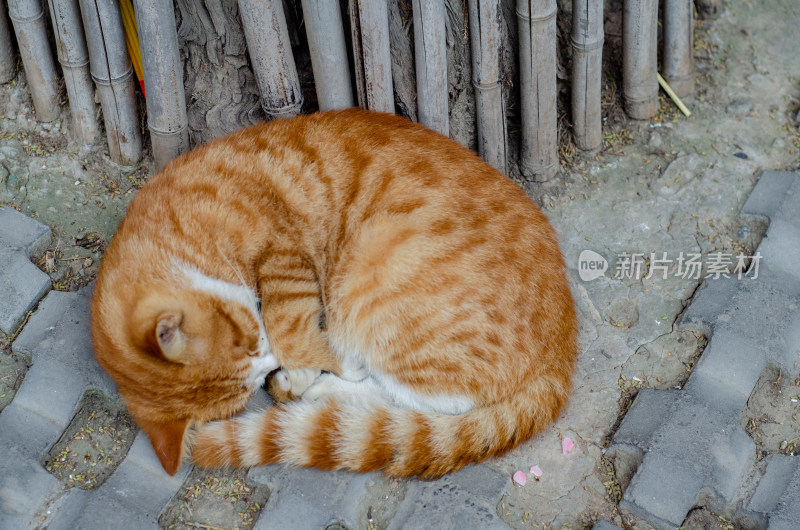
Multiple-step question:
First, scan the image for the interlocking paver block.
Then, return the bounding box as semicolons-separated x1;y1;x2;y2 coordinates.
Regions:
44;433;190;530
248;466;373;529
711;262;800;367
677;276;738;334
0;287;123;527
621;454;703;530
684;331;765;413
616;171;800;529
388;464;510;530
754;219;800;279
614;393;754;527
772;176;800;228
741;171;798;218
0;247;51;335
0;206;52;258
748;455;798;514
612;388;679;449
12;287;115;396
0;404;63;528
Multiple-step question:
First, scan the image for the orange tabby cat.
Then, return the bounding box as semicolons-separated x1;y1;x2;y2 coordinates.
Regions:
91;109;577;478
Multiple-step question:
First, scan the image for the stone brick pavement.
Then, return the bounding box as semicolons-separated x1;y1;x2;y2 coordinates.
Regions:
1;172;798;528
608;171;800;529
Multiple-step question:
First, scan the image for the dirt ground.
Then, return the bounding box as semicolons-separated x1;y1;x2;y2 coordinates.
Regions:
1;0;799;528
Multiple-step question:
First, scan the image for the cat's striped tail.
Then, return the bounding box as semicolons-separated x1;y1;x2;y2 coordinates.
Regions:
190;376;568;477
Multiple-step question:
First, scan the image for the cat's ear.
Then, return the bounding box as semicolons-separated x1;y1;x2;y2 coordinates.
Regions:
155;313;186;362
138;417;189;476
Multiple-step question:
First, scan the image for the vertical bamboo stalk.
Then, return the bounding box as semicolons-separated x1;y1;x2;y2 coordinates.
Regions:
0;0;17;83
238;0;303;119
47;0;98;144
517;0;558;181
623;0;658;119
412;0;448;136
350;0;394;113
79;0;142;165
468;0;507;173
301;0;354;111
571;0;603;152
133;0;189;171
663;0;694;98
7;0;60;122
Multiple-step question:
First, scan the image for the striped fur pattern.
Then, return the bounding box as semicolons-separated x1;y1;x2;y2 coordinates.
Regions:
91;109;578;477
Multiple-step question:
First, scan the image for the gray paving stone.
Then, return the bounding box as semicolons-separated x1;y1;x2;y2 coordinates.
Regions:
248;466;373;529
614;393;754;527
388;464;510;530
0;404;63;528
677;276;738;335
762;459;800;530
0;206;52;258
45;433;190;530
684;331;766;413
615;170;800;530
772;175;800;229
12;287;116;397
755;219;800;279
710;262;800;367
621;454;702;530
612;388;679;449
742;171;798;219
0;247;51;335
749;455;798;514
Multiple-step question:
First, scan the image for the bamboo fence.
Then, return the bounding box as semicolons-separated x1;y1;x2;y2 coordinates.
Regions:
1;0;697;179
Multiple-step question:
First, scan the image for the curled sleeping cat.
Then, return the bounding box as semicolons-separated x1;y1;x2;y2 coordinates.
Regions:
91;109;577;477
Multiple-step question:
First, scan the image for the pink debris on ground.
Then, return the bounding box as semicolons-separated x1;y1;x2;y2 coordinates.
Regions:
562;437;575;455
530;465;543;477
512;470;527;486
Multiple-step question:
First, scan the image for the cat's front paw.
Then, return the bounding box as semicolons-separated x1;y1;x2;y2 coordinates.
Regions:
267;367;321;403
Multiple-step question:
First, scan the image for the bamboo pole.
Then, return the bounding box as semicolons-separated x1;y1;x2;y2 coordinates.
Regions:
301;0;354;111
622;0;658;119
238;0;303;119
350;0;394;113
468;0;507;173
662;0;694;98
571;0;603;153
7;0;60;122
517;0;558;181
412;0;448;136
0;0;17;83
79;0;142;165
47;0;98;144
133;0;189;171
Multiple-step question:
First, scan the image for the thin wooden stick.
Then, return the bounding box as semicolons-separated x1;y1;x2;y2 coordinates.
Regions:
657;73;692;117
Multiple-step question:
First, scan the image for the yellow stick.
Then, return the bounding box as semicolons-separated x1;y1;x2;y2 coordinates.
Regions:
657;73;691;117
119;0;144;86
